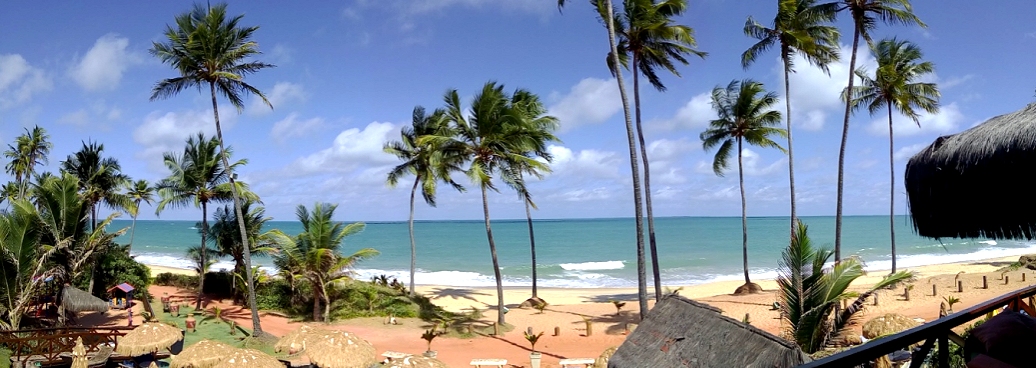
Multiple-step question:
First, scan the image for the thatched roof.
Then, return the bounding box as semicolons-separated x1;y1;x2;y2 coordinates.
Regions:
862;314;919;339
608;295;810;368
905;103;1036;239
306;329;377;368
115;322;183;357
61;285;109;313
211;349;283;368
274;324;327;353
381;355;448;368
170;340;234;368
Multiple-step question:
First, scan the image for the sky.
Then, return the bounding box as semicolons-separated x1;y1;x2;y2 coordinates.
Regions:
1;1;1034;222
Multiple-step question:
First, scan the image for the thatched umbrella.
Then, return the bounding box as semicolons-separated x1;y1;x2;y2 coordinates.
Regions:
305;329;377;368
906;103;1036;239
169;340;234;368
595;346;617;368
862;314;920;339
211;349;283;368
274;324;329;353
71;337;88;368
381;355;448;368
61;285;109;313
115;322;184;357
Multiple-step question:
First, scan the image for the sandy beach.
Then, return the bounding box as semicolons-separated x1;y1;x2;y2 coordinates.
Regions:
114;255;1036;367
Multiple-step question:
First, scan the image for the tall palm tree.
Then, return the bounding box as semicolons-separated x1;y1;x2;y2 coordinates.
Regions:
3;126;52;200
210;200;276;303
384;107;466;298
701;79;787;294
742;0;840;235
155;133;254;310
60;141;132;230
557;0;648;318
125;179;155;253
150;2;273;335
606;0;706;301
833;0;924;261
269;203;378;322
423;82;551;325
847;38;938;274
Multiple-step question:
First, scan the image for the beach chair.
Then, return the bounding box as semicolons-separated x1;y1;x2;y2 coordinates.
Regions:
559;358;596;367
469;358;506;367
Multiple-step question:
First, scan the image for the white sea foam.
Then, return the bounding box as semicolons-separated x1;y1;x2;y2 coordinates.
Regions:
559;260;624;271
979;240;997;246
134;254;275;274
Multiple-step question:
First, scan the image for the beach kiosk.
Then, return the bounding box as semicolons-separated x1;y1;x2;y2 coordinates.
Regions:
107;283;135;326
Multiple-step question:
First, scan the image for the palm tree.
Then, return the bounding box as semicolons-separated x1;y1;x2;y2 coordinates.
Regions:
833;0;924;262
150;2;273;335
557;0;648;318
742;0;840;235
187;245;218;276
384;107;466;298
3;126;52;199
423;82;551;325
60;141;132;230
847;38;939;274
606;0;706;302
779;221;913;353
125;179;155;253
0;199;55;330
269;203;378;322
701;79;787;295
210;201;276;303
155;133;254;310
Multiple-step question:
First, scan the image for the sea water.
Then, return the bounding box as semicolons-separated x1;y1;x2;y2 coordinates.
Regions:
118;216;1032;288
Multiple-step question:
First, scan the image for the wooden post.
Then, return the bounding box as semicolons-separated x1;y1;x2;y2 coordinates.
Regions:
743;313;751;325
527;326;533;335
553;326;560;336
958;281;963;293
932;284;937;296
873;293;879;306
904;287;910;301
1023;273;1027;282
585;320;593;337
493;322;499;336
1006;275;1010;284
983;276;988;289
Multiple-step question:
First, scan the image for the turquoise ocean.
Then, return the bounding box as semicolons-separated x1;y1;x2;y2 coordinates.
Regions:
115;216;1028;288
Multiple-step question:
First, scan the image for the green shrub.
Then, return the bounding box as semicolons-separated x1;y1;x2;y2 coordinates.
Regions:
154;273;198;289
81;245;153;300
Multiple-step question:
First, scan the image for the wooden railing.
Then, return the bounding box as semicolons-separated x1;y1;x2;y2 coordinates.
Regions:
799;284;1036;368
0;326;134;365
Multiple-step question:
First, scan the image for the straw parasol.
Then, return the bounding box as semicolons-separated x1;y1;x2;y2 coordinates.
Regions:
274;324;329;353
305;329;378;368
905;103;1036;239
862;314;920;339
115;322;184;356
169;340;234;368
71;337;88;368
211;348;283;368
381;355;448;368
61;285;109;313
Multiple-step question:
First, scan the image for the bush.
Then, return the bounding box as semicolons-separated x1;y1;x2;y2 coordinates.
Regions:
82;245;153;300
154;273;198;289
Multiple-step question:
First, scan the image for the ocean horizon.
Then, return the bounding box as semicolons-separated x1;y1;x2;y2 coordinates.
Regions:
117;215;1030;289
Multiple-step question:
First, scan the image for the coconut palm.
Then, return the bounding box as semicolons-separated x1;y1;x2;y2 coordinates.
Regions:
60;141;132;230
847;38;939;273
422;82;551;325
150;2;273;335
155;133;254;310
832;0;924;261
742;0;840;235
3;126;52;199
605;0;706;301
209;201;276;303
779;221;914;353
557;0;648;317
384;106;466;298
0;199;55;330
701;79;787;295
125;179;155;253
269;203;378;322
186;245;218;276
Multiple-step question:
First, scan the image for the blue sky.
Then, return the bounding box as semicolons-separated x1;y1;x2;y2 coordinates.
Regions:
1;0;1033;222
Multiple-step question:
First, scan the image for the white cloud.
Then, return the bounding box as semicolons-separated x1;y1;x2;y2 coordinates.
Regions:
270;113;326;143
865;102;965;137
294;122;399;174
937;74;974;90
545;145;622;180
548;78;621;132
0;54;52;109
783;43;877;131
58;110;89;126
68;34;140;91
893;142;929;161
647;138;695;161
652;92;715;130
132;109;234;169
696;148;784;177
249;82;306;115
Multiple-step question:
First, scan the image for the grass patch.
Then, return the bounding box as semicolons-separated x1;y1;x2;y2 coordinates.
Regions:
150;302;278;356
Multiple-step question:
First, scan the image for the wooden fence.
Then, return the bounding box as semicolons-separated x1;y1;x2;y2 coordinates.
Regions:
0;326;134;366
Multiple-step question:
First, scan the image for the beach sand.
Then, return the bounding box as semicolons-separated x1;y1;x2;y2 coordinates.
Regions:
123;255;1032;367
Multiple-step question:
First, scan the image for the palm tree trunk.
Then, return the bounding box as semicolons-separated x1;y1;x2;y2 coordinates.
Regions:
313;287;322;322
197;201;208;310
209;82;264;335
128;200;140;254
525;199;538;298
888;104;896;273
632;52;662;302
408;178;419;298
481;186;506;325
835;25;862;263
783;51;797;237
738;139;750;285
323;293;332;323
603;0;648;319
87;203;98;294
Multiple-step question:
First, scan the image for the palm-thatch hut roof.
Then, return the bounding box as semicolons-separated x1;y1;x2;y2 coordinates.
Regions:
608;295;810;368
61;285;109;313
905;103;1036;239
115;322;183;357
169;340;234;368
305;329;377;368
211;349;283;368
380;355;448;368
274;324;328;353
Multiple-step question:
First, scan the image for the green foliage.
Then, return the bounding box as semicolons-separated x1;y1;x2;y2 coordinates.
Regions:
534;301;548;314
154;273;199;289
85;245;152;299
611;300;626;315
524;330;545;352
421;329;443;351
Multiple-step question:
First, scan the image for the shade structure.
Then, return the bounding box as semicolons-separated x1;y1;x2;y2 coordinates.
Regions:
169;340;234;368
274;324;329;353
61;285;109;313
381;355;448;368
71;337;88;368
905;103;1036;239
211;348;283;368
305;329;377;368
115;322;184;357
